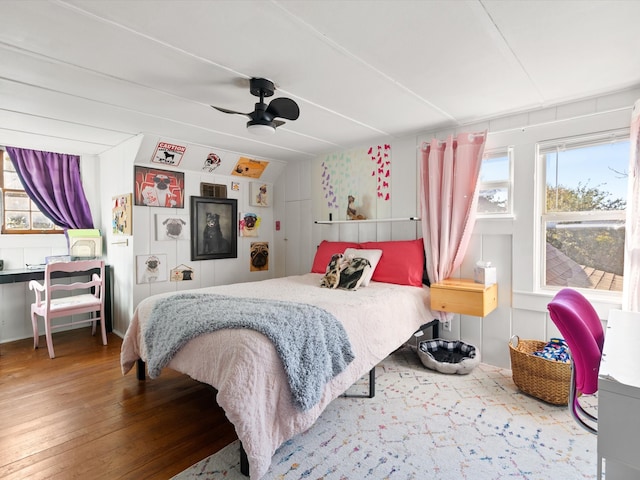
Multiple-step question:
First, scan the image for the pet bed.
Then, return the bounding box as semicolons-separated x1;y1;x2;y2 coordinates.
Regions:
418;338;480;374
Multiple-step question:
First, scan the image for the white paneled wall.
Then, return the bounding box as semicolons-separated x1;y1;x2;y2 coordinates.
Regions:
101;138;284;336
3;87;639;372
295;87;640;369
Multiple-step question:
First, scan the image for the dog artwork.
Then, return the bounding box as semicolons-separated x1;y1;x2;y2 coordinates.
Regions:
135;166;185;208
140;174;179;207
250;242;269;271
240;212;259;237
320;254;371;291
203;212;230;254
346;195;366;220
170;264;194;282
162;217;187;239
337;257;371;290
320;253;347;289
257;184;267;206
136;254;168;284
151;142;186;166
202;153;221;173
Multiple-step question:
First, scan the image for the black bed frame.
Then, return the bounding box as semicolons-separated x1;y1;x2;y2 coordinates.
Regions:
135;319;439;477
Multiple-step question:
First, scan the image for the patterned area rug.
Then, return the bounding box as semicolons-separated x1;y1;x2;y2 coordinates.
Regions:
173;346;597;480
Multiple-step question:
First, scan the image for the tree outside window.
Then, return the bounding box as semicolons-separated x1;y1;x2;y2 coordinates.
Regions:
540;131;629;292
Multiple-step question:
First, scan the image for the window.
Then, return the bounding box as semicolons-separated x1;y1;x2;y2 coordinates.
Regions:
539;130;629;292
1;149;62;234
477;147;513;215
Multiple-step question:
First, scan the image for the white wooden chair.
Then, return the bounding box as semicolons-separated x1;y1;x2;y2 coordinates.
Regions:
29;259;106;358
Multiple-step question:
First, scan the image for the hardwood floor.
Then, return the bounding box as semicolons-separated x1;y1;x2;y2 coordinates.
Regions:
0;329;237;480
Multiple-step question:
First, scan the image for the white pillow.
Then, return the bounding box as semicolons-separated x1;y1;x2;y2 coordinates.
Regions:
343;248;383;287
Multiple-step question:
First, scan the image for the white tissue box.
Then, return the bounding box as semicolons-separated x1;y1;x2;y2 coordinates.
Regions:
474;266;496;286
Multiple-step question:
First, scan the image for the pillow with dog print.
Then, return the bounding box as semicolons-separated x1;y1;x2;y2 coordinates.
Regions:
338;257;371;290
319;254;371;291
311;241;360;273
319;253;346;289
343;248;382;287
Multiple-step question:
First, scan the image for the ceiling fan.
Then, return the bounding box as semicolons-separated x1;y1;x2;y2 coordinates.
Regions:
212;78;300;136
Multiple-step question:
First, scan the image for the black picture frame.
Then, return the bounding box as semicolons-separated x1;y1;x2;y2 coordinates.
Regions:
190;196;237;260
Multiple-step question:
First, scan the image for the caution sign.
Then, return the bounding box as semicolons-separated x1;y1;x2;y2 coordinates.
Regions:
151;142;186;166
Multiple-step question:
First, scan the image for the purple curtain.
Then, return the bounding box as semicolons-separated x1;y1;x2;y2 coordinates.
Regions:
6;146;94;230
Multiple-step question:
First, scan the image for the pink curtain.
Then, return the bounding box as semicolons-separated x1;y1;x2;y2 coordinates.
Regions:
623;99;640;311
420;132;487;321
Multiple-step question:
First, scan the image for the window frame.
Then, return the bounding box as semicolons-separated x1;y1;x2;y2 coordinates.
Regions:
477;146;514;218
1;148;63;235
536;129;629;296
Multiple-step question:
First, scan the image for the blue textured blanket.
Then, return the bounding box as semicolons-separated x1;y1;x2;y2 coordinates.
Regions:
144;293;355;411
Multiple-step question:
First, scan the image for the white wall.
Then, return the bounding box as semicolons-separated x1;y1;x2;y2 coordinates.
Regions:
100;136;286;336
287;87;640;369
3;87;639;371
1;135;286;341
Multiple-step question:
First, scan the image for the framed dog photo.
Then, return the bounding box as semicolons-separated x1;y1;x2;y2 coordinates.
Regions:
155;213;190;241
250;242;269;271
134;166;185;208
190;196;238;261
239;212;260;237
136;254;168;284
250;182;269;207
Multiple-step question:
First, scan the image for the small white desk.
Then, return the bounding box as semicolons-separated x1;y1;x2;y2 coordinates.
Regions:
598;309;640;479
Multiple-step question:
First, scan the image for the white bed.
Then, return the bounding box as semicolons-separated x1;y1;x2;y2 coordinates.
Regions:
121;272;435;479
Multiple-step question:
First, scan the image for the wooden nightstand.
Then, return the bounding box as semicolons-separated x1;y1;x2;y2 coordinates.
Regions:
430;278;497;316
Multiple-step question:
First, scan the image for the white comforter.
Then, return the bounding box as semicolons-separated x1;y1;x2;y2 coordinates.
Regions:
121;273;435;479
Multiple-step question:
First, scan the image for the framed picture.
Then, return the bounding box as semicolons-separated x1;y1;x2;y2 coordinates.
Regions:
231;157;269;178
170;264;194;282
250;242;269;271
190;196;238;260
112;193;132;235
155;213;190;241
134;166;185;208
136;254;168;284
239;212;261;237
250;182;270;207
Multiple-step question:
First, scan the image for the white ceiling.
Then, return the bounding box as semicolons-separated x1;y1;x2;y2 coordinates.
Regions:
1;0;639;162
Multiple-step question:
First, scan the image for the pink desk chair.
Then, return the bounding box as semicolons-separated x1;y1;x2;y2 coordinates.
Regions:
29;260;107;359
547;288;603;435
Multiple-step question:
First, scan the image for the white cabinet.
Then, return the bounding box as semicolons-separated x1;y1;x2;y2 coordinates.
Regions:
598;309;640;479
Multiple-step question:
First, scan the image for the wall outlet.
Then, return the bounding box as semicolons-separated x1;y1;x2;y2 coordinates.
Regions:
442;320;451;332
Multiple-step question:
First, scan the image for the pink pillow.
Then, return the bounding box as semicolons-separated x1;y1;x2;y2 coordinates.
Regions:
359;239;424;286
311;241;360;273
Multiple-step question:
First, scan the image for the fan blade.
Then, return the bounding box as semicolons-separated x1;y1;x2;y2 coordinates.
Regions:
274;119;286;128
266;97;300;121
212;105;252;118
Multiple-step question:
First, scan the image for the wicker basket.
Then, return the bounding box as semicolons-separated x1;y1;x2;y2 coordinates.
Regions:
508;336;571;405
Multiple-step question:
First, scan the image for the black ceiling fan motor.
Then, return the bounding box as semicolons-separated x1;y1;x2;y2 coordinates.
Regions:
212;77;300;131
249;78;275;98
